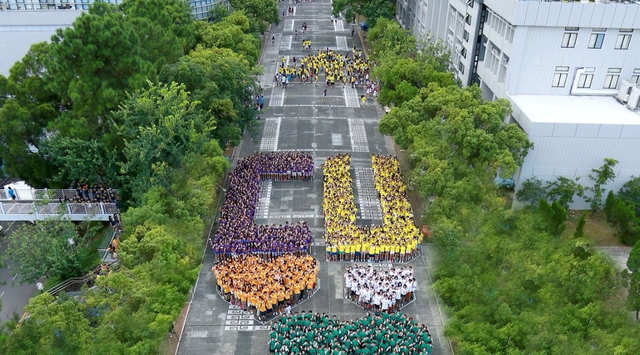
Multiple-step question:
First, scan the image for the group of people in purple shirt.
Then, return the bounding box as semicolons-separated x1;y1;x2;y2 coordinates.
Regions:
212;152;315;261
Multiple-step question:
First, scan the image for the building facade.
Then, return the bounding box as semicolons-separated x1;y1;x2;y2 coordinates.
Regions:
0;0;222;19
397;0;640;208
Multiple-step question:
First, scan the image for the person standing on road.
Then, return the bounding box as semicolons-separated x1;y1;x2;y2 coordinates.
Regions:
272;36;275;45
361;95;366;108
323;89;327;103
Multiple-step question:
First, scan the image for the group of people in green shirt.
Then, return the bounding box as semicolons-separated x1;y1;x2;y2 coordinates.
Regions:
269;311;433;355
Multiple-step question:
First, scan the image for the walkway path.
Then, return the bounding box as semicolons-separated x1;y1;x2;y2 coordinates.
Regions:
176;2;452;354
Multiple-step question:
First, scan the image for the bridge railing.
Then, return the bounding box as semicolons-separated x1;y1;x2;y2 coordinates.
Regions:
0;202;117;221
0;188;117;202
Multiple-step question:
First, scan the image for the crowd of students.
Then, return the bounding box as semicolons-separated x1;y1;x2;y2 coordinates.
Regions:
56;182;119;204
344;265;417;312
269;312;434;355
275;48;370;88
213;254;318;320
212;152;314;261
322;154;421;262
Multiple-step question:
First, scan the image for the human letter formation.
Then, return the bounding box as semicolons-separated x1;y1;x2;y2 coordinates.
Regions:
212;152;315;261
322;154;421;262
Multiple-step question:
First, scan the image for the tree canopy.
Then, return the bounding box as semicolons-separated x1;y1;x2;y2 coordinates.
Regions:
0;0;259;352
332;0;395;27
6;218;99;284
229;0;279;34
371;13;640;353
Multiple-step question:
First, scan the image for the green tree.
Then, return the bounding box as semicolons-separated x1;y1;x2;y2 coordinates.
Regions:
229;0;278;34
550;202;568;237
628;271;640;322
160;46;257;146
611;198;640;245
538;199;567;236
628;240;640;272
120;0;196;53
42;136;120;186
332;0;395;27
545;176;584;210
194;11;261;63
618;176;640;216
209;3;231;23
5;293;93;355
585;158;618;212
368;18;418;60
516;177;545;206
114;81;216;201
6;218;96;284
46;2;155;136
574;211;587;238
605;190;617;222
0;42;60;187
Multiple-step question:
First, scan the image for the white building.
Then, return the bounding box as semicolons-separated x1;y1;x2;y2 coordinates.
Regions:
0;0;224;76
397;0;640;208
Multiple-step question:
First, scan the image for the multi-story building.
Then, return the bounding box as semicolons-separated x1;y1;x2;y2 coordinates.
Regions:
0;0;221;19
397;0;640;208
0;0;224;76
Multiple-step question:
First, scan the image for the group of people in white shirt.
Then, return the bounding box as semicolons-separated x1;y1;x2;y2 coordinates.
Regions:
344;265;417;313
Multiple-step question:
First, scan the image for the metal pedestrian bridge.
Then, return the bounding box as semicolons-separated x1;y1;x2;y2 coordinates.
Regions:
0;188;117;222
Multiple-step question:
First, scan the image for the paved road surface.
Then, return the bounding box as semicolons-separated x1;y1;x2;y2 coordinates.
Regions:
176;2;452;354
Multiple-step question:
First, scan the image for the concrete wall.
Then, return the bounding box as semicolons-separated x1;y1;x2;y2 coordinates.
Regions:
512;106;640;210
0;11;82;77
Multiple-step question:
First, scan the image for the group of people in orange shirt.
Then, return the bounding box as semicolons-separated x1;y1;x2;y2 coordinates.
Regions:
213;254;318;320
212;152;320;320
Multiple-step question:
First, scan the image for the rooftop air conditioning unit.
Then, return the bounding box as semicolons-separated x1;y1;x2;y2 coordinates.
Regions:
627;86;640;111
616;80;634;104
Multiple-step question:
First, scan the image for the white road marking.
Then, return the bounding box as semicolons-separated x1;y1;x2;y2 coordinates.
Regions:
343;86;360;107
354;166;383;219
336;36;348;50
260;118;281;151
348;119;369;152
269;86;285;106
256;181;273;218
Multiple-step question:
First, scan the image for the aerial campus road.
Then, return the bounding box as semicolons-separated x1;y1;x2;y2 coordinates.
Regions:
174;1;452;355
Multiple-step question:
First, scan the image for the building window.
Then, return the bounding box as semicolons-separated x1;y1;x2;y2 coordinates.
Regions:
562;32;577;48
577;74;594;88
552;66;569;88
615;34;631;50
463;30;469;42
632;75;640;84
588;33;605;49
465;14;472;25
458;62;465;74
604;75;620;89
461;47;467;59
552;73;568;88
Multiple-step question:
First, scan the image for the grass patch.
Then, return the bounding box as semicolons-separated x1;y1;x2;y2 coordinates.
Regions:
565;210;622;246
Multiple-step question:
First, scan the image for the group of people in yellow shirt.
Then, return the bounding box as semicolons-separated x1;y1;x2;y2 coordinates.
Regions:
213;254;318;320
276;48;370;88
322;154;421;262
